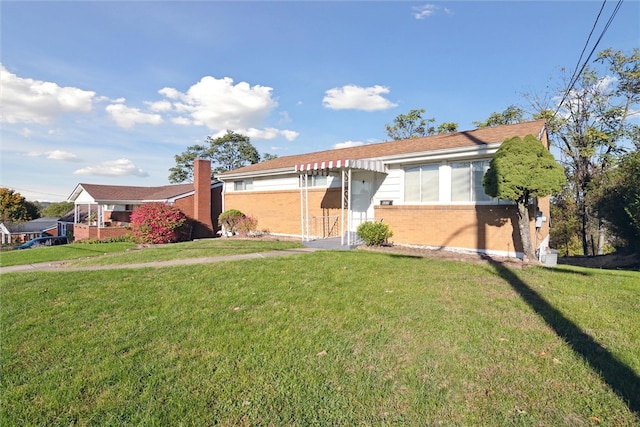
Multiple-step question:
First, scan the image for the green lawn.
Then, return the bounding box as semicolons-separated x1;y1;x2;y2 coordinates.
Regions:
1;248;639;425
0;238;303;267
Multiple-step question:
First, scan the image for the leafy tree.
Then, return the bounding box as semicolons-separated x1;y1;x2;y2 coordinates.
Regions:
596;150;640;253
385;109;458;140
483;135;566;261
437;122;458;134
386;109;433;140
130;202;188;244
41;202;75;218
0;188;32;222
528;48;639;255
549;189;582;256
169;131;261;183
24;201;40;220
473;105;525;128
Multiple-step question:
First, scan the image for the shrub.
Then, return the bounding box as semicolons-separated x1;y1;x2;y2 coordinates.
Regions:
236;215;258;236
218;209;245;235
130;203;188;244
357;221;393;246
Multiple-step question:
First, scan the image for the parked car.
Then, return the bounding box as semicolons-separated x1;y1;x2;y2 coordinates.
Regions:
13;236;69;250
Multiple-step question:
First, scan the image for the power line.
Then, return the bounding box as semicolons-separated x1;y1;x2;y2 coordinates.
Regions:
3;186;69;200
552;0;624;119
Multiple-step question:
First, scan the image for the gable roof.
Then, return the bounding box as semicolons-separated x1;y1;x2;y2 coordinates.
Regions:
67;183;196;203
219;120;547;177
2;217;59;233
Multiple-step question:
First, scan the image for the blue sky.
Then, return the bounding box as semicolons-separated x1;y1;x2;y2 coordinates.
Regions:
1;1;638;202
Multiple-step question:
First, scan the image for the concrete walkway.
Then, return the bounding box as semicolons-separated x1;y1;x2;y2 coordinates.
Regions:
0;247;323;274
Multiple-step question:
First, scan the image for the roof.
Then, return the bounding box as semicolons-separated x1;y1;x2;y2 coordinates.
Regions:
68;183;196;203
2;218;59;233
219;120;547;177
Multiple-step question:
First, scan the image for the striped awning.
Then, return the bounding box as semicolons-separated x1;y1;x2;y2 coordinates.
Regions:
295;159;385;173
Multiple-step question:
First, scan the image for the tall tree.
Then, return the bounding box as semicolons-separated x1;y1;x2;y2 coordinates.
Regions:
0;188;32;222
385;109;458;140
483;135;566;261
596;150;640;253
41;202;75;218
528;48;639;255
169;131;261;183
386;109;433;140
473;105;525;128
437;122;458;134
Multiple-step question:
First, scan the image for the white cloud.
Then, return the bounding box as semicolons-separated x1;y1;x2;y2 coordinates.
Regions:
21;128;33;138
159;76;277;131
74;158;149;177
146;100;172;112
106;103;164;128
280;130;300;141
0;64;95;124
333;140;364;149
323;85;398;111
412;4;453;19
241;127;299;141
27;149;82;162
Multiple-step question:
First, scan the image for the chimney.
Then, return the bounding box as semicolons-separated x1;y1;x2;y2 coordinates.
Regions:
193;158;213;237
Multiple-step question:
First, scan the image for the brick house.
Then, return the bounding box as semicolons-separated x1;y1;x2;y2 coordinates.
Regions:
67;159;221;241
217;120;552;259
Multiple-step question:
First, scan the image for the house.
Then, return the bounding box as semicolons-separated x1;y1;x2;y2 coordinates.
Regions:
1;217;60;244
217;120;552;259
67;159;222;241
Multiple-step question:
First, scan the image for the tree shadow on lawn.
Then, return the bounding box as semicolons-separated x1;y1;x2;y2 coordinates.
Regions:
487;258;640;417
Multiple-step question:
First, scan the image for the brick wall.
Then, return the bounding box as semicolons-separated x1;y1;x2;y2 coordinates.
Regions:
225;188;551;256
225;188;342;235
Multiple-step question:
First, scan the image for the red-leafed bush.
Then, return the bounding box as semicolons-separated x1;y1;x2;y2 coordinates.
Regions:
130;202;188;244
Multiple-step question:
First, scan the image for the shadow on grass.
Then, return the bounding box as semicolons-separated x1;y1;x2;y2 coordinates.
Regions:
488;258;640;417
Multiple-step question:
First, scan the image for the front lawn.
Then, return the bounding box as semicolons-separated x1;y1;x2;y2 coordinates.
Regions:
0;238;303;267
1;251;638;425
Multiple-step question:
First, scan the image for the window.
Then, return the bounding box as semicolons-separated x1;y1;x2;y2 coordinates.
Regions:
451;160;494;202
234;180;253;191
299;174;327;187
404;164;439;202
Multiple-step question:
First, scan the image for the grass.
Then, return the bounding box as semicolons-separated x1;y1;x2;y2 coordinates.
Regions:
0;242;137;267
0;238;303;267
1;248;639;425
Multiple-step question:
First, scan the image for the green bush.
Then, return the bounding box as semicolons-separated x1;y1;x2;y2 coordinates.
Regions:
357;221;393;246
218;209;245;235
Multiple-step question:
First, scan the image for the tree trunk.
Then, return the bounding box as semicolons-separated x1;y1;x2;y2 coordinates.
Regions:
517;201;535;261
597;218;606;255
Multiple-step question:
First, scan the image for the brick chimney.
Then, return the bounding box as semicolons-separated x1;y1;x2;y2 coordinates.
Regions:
193;158;213;238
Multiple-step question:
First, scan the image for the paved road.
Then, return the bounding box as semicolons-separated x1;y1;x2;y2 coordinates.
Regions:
0;247;322;274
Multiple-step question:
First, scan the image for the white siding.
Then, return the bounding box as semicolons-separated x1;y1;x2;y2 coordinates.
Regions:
373;166;402;205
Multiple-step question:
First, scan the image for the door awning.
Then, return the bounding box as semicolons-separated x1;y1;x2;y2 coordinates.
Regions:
295;159;385;173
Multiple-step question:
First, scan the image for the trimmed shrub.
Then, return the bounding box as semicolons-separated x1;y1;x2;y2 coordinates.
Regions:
130;202;188;244
236;215;258;236
218;209;245;235
357;221;393;246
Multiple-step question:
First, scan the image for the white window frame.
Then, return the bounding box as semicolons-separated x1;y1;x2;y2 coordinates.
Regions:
233;179;253;191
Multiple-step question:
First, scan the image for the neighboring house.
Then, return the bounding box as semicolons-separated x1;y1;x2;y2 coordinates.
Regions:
67;159;222;241
217;120;552;259
0;217;60;244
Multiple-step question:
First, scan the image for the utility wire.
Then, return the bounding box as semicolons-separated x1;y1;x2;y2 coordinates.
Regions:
552;0;624;119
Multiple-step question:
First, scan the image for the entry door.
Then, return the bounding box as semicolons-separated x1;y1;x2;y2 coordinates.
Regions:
350;171;374;232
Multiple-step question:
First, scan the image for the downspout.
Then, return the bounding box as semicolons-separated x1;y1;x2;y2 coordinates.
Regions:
347;167;352;245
